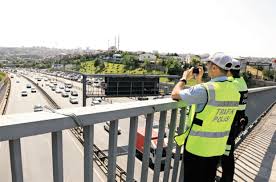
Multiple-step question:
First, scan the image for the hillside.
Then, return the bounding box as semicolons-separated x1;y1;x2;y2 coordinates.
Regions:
80;61;165;75
80;60;197;86
0;72;5;81
246;66;263;78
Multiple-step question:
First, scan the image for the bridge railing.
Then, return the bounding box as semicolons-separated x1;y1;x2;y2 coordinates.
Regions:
0;86;276;182
0;98;187;182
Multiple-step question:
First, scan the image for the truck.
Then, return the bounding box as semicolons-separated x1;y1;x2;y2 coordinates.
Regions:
136;128;168;165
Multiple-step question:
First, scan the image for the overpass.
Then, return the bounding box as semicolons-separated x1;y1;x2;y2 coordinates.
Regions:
0;73;276;182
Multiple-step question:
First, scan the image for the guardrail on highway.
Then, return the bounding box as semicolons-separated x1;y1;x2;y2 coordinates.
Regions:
22;75;61;109
0;85;275;182
0;77;11;115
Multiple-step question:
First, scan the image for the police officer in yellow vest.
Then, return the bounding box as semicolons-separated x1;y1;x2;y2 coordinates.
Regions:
220;59;248;182
172;53;240;182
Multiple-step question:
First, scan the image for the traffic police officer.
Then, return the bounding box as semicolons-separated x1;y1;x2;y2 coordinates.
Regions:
172;53;240;182
220;59;248;182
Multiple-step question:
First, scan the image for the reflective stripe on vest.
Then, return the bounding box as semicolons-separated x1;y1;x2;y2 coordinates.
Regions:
238;104;246;111
189;130;230;138
207;84;239;107
224;151;230;156
226;144;231;150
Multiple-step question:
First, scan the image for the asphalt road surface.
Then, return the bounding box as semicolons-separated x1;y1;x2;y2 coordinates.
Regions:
0;74;106;182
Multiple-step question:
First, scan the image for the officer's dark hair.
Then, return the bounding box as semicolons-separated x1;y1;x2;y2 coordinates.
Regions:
230;69;240;78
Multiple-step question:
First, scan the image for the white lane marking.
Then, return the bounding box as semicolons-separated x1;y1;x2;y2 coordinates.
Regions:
66;130;105;182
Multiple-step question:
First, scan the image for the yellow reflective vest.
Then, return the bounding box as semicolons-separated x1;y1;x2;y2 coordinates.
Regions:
228;76;248;111
224;76;248;156
174;80;240;157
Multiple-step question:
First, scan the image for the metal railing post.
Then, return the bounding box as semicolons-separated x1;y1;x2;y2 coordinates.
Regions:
9;139;23;182
84;125;94;182
52;131;63;182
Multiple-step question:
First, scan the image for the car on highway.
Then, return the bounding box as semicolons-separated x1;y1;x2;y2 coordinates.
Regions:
55;89;62;93
91;100;101;105
104;121;122;135
31;88;36;93
61;91;69;97
91;97;102;105
65;82;73;88
33;104;43;112
21;90;28;96
71;90;78;96
69;97;78;104
51;86;56;91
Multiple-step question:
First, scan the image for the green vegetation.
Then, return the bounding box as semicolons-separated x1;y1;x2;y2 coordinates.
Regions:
80;61;165;75
0;72;6;81
80;60;198;86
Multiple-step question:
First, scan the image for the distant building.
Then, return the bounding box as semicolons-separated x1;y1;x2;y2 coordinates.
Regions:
139;53;157;63
0;60;7;63
112;54;122;62
52;64;63;70
108;46;117;51
65;64;75;70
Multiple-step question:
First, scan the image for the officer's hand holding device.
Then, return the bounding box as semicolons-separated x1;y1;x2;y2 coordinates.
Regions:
193;66;204;83
193;67;199;74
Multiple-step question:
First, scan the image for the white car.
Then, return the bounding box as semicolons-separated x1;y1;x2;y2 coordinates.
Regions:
33;104;43;112
64;87;70;92
103;121;122;135
69;97;78;104
31;88;36;93
71;91;78;96
21;90;28;96
55;89;62;93
61;91;69;97
91;100;101;105
59;85;64;89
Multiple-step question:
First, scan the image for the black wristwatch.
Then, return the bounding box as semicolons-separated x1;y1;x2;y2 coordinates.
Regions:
179;78;187;84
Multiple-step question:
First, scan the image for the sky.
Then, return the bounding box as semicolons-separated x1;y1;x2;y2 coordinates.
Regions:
0;0;275;57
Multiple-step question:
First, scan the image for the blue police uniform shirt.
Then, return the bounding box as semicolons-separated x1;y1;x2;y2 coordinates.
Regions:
179;76;228;112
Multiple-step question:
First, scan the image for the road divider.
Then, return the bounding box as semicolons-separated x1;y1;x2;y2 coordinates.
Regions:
0;77;11;115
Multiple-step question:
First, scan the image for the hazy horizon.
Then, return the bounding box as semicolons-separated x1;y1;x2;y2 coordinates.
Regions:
0;0;275;58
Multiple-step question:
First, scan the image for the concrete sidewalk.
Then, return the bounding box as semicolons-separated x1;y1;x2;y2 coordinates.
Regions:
233;104;276;182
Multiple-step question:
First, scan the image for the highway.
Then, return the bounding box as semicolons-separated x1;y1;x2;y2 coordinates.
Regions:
27;72;176;181
0;74;106;182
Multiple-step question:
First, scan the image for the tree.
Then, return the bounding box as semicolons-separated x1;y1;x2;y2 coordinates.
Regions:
122;54;139;70
99;62;105;71
142;59;151;69
190;55;201;66
167;59;182;76
94;58;101;68
263;69;274;80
